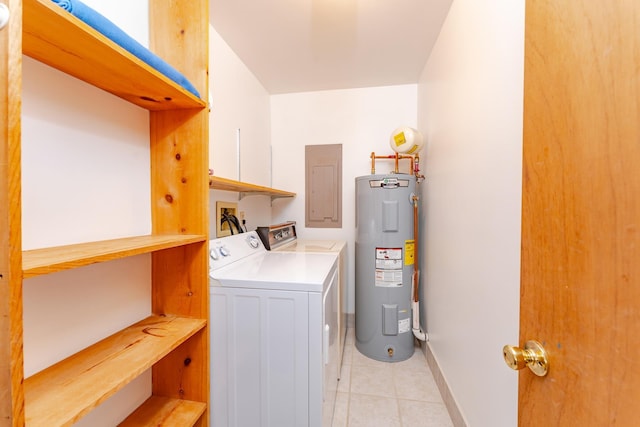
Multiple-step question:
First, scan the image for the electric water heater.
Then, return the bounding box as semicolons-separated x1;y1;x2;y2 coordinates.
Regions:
355;173;416;362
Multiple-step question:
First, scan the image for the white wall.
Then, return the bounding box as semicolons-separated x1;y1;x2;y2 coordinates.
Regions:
209;26;273;234
417;0;525;425
21;2;155;426
270;85;418;313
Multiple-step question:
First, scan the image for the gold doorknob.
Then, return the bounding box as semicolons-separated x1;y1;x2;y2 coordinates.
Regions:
503;340;549;377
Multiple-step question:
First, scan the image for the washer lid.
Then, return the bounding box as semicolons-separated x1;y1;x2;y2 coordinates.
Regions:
278;239;345;253
210;251;337;292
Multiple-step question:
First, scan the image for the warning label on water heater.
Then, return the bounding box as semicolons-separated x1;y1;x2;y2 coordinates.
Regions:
375;248;403;287
404;240;415;266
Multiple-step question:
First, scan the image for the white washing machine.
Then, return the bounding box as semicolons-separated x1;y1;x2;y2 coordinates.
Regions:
209;231;339;427
257;222;347;380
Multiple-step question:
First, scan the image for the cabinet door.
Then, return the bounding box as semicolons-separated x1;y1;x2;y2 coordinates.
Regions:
211;287;310;427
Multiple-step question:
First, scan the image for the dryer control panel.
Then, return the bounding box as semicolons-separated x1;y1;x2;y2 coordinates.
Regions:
256;221;297;250
209;231;265;271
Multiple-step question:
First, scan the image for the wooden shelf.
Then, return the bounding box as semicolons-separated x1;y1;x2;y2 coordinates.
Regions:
24;315;207;427
22;0;206;111
23;234;206;279
209;176;296;200
118;396;206;426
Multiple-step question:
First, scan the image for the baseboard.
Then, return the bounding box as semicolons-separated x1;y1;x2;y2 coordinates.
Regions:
422;343;468;427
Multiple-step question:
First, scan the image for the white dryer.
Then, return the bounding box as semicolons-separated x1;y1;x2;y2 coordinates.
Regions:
209;231;339;427
256;222;347;382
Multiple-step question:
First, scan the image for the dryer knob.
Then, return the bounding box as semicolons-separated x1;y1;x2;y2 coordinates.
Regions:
209;248;219;260
248;235;260;248
220;246;231;257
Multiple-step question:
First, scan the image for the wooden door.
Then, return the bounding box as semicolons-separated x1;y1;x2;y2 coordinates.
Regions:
520;0;640;424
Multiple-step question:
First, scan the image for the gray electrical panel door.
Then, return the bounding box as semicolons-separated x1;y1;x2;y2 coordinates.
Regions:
305;144;342;228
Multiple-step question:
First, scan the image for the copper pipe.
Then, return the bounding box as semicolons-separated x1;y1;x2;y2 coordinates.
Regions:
412;194;420;302
370;152;415;175
370;152;376;174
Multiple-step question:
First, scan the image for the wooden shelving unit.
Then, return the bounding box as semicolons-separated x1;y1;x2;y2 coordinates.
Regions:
209;176;296;200
1;0;210;426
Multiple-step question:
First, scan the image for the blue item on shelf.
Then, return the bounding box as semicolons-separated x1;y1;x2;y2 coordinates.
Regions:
50;0;201;99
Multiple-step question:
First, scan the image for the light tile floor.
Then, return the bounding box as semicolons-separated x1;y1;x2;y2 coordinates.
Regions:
332;329;454;427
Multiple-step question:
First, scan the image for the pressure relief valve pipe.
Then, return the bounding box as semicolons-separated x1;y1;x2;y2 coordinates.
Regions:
411;193;427;342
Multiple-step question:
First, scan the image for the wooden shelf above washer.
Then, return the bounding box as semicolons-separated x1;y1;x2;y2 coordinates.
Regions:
209;176;296;200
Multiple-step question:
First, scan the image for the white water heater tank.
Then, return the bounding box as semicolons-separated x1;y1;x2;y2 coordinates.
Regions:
390;127;424;154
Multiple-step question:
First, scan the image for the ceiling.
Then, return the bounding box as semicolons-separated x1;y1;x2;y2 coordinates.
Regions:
210;0;454;94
